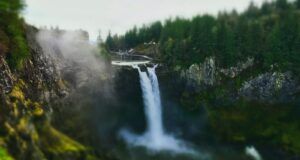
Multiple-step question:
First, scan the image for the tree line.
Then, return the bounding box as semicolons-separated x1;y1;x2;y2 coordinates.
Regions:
105;0;300;74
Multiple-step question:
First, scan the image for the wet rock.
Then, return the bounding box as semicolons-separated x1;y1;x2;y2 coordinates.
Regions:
180;57;216;89
178;56;299;103
0;56;14;94
238;72;299;102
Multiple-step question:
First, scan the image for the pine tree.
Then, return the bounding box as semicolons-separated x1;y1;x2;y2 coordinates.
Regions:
105;32;114;51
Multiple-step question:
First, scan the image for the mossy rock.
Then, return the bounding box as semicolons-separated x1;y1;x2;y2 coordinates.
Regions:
9;80;26;102
7;79;46;118
0;147;14;160
38;123;90;160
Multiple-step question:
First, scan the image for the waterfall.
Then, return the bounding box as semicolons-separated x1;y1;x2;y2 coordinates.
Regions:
137;65;164;146
120;65;195;154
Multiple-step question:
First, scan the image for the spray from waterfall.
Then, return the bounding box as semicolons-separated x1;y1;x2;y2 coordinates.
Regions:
120;64;196;154
245;146;263;160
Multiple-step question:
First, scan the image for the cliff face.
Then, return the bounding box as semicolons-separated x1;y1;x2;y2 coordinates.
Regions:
179;57;299;103
180;57;216;89
0;26;95;160
0;57;14;94
174;56;300;157
238;72;299;102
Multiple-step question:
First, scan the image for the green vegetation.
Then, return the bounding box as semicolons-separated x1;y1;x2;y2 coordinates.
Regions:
105;21;162;51
105;0;300;72
97;35;112;61
0;0;29;69
208;101;300;155
38;123;87;155
2;79;96;160
0;147;14;160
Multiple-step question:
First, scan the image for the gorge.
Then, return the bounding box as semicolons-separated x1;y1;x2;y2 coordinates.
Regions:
1;0;300;160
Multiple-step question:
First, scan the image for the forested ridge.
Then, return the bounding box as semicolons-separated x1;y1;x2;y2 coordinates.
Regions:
106;0;300;73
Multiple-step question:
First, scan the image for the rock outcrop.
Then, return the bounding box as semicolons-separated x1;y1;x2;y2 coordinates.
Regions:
180;57;216;90
0;56;14;94
220;57;254;78
23;26;68;103
239;72;299;102
0;25;95;160
179;56;299;103
180;57;255;88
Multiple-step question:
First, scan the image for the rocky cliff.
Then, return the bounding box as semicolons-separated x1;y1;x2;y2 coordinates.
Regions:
179;57;299;103
0;25;98;160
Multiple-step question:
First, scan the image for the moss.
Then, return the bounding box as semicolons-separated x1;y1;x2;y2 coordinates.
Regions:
3;123;16;137
9;80;26;102
8;80;46;118
38;123;86;155
32;107;44;117
16;118;28;133
0;147;14;160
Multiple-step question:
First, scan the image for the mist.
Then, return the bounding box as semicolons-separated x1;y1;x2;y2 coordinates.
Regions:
35;29;115;93
35;29;121;154
37;29;107;75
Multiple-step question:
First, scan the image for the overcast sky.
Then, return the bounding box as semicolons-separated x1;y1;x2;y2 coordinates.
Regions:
24;0;267;41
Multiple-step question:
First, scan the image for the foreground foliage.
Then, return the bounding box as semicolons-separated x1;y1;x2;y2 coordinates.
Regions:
0;0;29;69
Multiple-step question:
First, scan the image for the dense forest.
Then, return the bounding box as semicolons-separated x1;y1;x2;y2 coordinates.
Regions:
0;0;29;69
106;0;300;73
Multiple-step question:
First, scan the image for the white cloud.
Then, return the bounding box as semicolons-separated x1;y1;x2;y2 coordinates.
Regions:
24;0;267;41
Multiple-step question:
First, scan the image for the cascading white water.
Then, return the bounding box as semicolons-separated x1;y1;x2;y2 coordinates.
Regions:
120;65;195;154
138;65;164;146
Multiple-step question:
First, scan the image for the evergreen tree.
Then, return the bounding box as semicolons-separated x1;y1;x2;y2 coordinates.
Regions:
0;0;29;69
105;32;115;51
296;0;300;9
276;0;289;10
